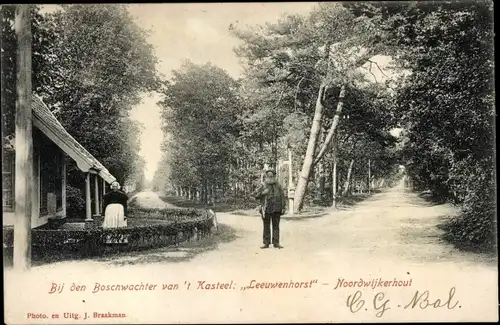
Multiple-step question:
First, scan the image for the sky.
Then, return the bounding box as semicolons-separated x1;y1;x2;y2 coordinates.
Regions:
126;3;318;181
41;3;395;182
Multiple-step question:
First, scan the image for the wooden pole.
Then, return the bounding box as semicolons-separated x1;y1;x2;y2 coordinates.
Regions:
94;174;99;215
61;156;67;217
287;147;294;215
101;178;105;214
13;4;33;271
85;173;92;220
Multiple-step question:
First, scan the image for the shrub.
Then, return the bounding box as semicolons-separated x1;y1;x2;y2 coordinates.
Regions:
442;171;496;251
66;185;85;218
128;207;208;222
3;207;215;264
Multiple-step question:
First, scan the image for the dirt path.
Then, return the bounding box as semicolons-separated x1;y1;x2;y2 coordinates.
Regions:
129;189;176;209
57;182;495;270
189;179;496;269
5;181;498;323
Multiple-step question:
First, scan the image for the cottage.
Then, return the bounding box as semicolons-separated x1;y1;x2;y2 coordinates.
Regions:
2;94;116;228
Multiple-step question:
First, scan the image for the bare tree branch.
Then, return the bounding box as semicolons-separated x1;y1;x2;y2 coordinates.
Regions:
367;59;389;79
361;63;379;83
271;85;287;110
294;76;305;113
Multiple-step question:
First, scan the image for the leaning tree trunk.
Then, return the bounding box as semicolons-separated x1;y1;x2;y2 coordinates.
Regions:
342;159;355;196
313;84;346;166
293;84;327;213
293;49;379;211
317;125;328;201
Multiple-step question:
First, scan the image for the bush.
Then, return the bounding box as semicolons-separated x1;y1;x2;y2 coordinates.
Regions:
66;185;85;218
3;207;215;265
442;173;496;251
128;207;209;221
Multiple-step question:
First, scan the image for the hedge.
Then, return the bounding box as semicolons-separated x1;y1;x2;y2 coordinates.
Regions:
127;206;208;222
3;207;215;264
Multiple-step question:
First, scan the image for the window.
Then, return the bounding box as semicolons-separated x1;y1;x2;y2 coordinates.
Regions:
38;132;63;215
2;150;15;210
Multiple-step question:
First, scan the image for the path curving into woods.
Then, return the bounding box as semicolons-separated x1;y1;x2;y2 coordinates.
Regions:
128;190;176;209
5;180;497;323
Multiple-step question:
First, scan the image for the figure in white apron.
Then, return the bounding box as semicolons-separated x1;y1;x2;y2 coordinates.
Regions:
102;181;129;243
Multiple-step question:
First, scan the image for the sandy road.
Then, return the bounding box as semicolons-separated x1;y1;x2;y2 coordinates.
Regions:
128;190;176;209
4;181;498;323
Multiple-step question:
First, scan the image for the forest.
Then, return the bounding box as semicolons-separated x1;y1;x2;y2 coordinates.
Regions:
2;4;160;214
152;2;495;251
1;2;495;251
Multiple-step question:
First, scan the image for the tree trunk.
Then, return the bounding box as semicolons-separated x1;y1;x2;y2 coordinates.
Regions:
293;84;327;213
316;125;328;201
313;84;346;166
337;170;342;197
332;159;337;207
203;181;208;204
207;184;212;204
332;137;338;207
342;159;354;196
318;162;325;200
368;159;371;194
273;134;278;174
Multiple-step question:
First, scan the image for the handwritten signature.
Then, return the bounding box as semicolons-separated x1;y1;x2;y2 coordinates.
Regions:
346;287;460;318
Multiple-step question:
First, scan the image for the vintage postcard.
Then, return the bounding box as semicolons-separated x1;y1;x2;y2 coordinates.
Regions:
2;2;497;324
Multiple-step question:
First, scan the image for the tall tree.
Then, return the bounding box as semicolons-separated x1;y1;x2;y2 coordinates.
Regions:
1;5;55;142
158;61;241;203
231;3;393;212
345;1;495;249
2;4;161;216
41;4;160;183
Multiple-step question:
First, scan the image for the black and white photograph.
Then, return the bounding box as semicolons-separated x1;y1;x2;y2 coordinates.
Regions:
2;2;497;323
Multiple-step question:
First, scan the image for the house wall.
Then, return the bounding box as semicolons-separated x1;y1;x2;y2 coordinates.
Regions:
2;156;45;228
2;128;65;229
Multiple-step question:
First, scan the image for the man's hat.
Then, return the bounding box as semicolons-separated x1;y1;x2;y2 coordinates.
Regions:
265;169;276;176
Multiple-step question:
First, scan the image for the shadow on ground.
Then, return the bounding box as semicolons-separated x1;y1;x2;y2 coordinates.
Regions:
411;190;497;256
397;202;497;267
416;190;449;206
158;195;259;213
227;192;377;221
97;224;239;266
335;193;373;210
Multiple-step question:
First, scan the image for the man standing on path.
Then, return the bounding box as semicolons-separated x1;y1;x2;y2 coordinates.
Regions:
254;169;286;249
